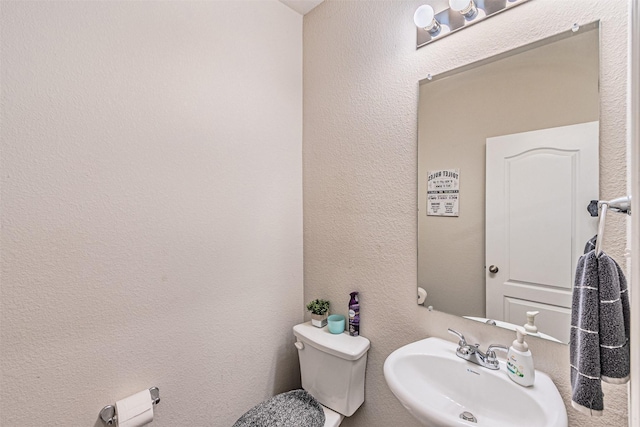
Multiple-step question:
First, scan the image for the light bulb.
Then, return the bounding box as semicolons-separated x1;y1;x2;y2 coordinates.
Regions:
449;0;478;19
414;5;441;35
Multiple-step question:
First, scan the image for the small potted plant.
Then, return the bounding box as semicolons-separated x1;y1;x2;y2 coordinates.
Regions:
306;299;330;328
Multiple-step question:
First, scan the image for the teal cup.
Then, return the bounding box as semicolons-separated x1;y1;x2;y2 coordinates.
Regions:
327;314;346;334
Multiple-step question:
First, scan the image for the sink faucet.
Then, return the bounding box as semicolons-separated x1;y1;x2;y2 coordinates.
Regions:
447;328;508;370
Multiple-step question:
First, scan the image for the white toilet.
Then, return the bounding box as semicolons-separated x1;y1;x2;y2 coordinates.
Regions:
293;321;371;427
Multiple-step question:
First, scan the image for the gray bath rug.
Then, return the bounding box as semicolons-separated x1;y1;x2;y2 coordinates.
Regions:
232;389;326;427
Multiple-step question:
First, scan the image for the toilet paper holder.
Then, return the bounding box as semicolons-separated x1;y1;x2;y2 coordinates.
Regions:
99;387;160;425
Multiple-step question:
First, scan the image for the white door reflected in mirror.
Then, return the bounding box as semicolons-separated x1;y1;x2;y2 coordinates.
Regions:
485;122;599;343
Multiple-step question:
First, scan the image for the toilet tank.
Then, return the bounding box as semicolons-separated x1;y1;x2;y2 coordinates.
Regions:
293;322;371;417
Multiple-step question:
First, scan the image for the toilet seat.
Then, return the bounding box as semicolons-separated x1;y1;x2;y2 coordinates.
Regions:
321;405;344;427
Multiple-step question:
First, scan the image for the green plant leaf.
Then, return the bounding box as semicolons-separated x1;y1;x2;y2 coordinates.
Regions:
306;299;330;315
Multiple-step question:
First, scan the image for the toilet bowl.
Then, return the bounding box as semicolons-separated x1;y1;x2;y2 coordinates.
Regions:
233;321;370;427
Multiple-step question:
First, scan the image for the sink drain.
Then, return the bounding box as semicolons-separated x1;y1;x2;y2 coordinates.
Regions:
460;411;477;423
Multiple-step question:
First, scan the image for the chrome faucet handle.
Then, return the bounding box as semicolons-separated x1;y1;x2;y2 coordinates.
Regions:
486;343;508;354
447;328;467;347
485;344;509;364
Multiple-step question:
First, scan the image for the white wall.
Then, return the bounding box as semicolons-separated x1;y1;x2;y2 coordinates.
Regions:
0;1;302;425
630;2;640;424
303;1;628;426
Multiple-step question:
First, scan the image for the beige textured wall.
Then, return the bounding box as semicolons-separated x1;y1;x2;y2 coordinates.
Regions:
304;1;628;426
1;1;302;425
418;29;600;318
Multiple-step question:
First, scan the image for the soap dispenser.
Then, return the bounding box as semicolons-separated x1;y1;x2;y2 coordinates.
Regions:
523;311;540;336
506;327;535;387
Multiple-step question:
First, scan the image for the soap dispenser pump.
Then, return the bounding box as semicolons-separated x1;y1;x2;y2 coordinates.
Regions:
506;326;535;387
523;311;540;335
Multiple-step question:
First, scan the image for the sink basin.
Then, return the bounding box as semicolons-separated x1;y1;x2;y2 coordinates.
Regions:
383;337;567;427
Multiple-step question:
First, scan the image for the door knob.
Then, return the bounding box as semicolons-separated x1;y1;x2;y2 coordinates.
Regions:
489;265;499;274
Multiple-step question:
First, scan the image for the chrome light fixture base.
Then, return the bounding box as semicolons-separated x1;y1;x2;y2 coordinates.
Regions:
416;0;531;49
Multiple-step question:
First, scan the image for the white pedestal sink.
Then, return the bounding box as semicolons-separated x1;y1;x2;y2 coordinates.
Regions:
383;337;567;427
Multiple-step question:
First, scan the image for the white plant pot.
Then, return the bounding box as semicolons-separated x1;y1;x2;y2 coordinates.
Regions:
311;313;328;328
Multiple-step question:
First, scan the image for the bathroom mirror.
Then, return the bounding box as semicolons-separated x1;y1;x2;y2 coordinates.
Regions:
417;23;608;344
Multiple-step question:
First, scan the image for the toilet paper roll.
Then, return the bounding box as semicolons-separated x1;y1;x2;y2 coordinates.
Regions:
115;389;154;427
417;287;427;305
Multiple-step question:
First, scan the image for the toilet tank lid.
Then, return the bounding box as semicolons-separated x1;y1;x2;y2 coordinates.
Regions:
293;322;371;361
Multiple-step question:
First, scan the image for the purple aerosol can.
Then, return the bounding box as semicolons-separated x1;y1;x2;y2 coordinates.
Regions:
348;292;360;336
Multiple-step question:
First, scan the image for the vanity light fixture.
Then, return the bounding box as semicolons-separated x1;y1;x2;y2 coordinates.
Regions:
449;0;477;20
414;5;441;36
414;0;531;48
